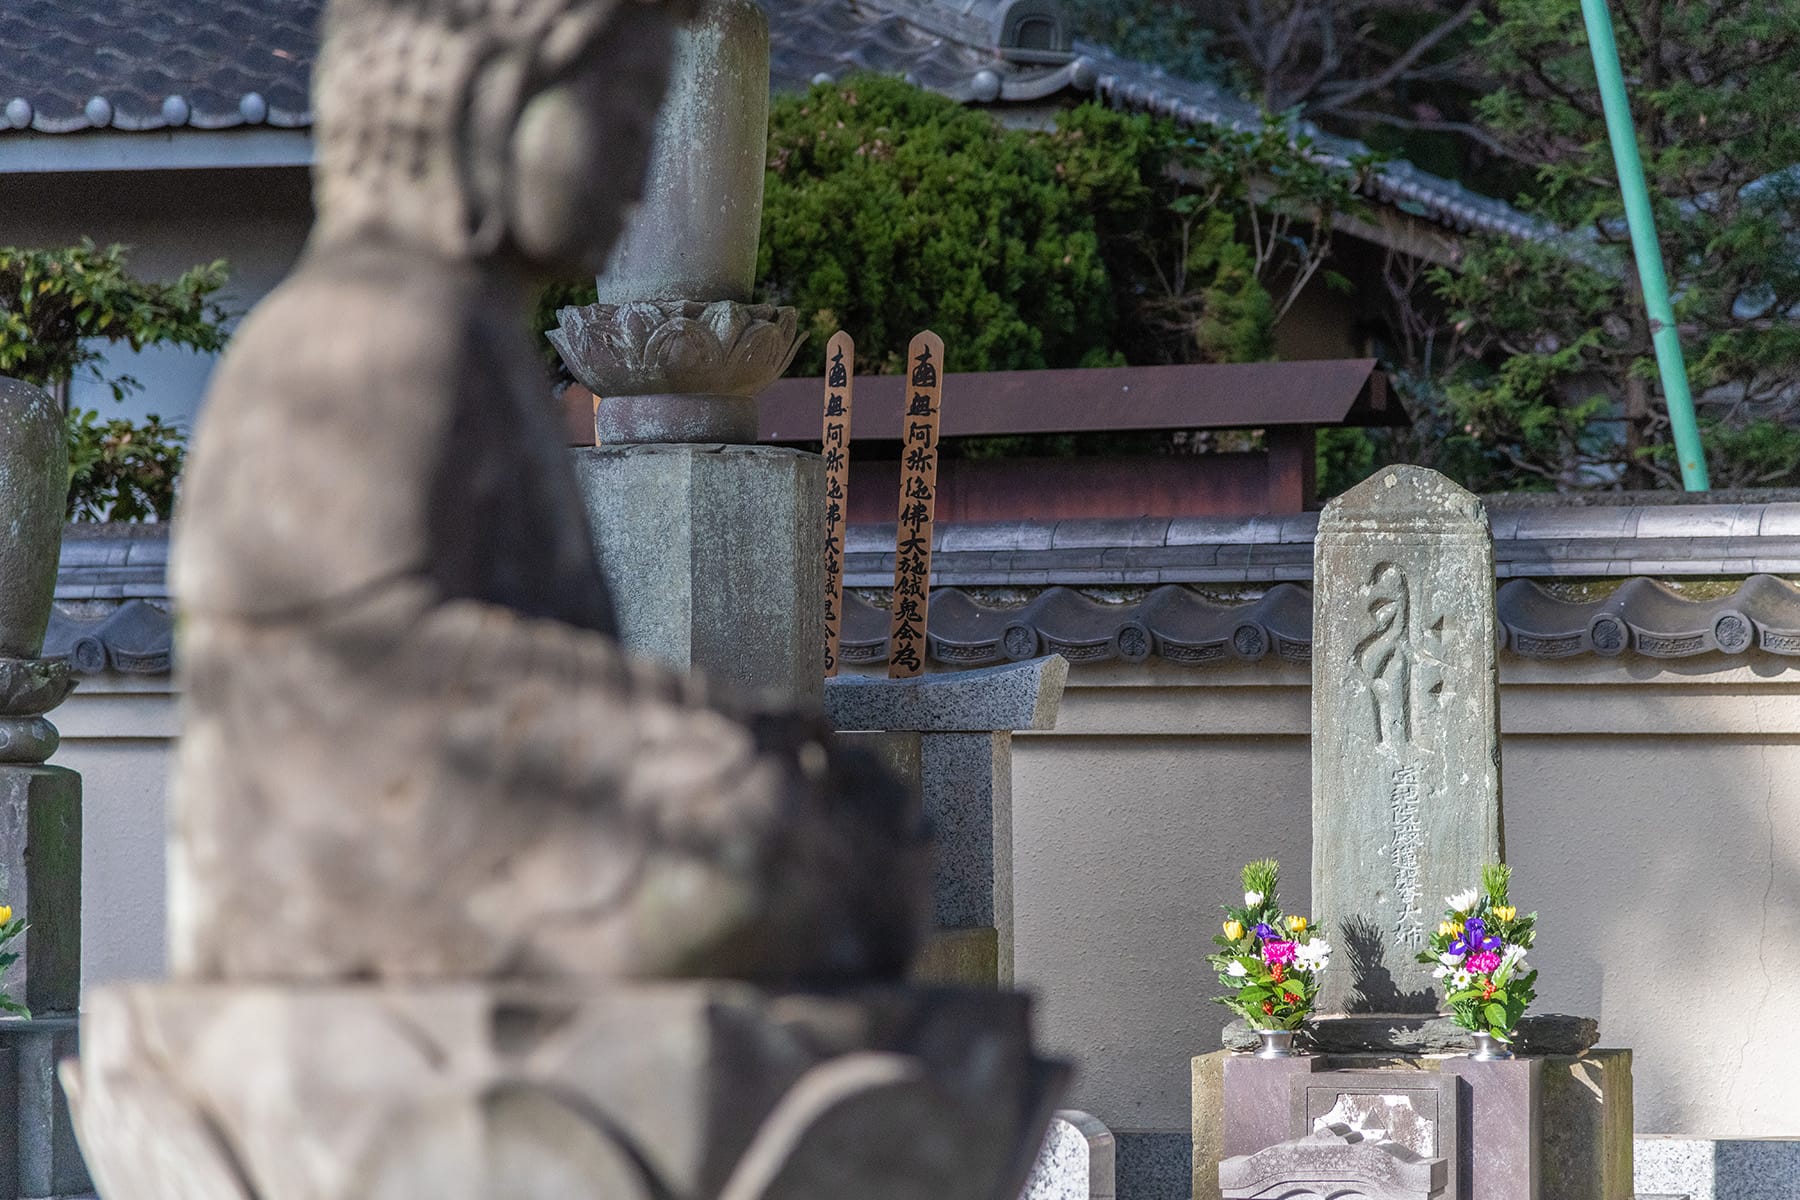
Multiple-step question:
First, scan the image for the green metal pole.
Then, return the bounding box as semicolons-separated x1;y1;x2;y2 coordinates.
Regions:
1578;0;1710;490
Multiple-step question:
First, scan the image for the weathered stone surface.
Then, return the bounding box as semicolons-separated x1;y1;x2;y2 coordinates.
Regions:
913;927;999;986
0;766;81;1014
1542;1050;1633;1200
825;656;1068;733
0;377;65;660
1219;1124;1446;1200
1443;1056;1541;1200
1193;1050;1632;1200
1222;1056;1322;1158
66;982;1064;1200
596;0;770;305
1635;1136;1800;1200
1024;1111;1115;1200
1312;467;1502;1014
827;661;1069;985
1290;1071;1458;1189
573;442;826;707
1221;1014;1598;1056
0;1016;87;1198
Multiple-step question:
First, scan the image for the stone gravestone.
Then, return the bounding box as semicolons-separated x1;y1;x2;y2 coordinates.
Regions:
1194;465;1633;1200
1311;466;1502;1018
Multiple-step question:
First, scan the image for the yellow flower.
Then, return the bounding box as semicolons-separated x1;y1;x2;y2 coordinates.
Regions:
1223;920;1244;941
1286;915;1308;934
1438;920;1458;937
1493;906;1516;923
0;905;11;925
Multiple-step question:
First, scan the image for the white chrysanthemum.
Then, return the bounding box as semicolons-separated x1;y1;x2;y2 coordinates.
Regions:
1500;944;1528;974
1446;887;1479;913
1432;963;1451;979
1226;960;1248;978
1294;937;1331;972
1439;951;1465;968
1244;891;1265;907
1451;969;1474;989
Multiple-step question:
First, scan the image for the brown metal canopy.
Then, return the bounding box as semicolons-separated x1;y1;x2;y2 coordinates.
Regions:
756;358;1398;442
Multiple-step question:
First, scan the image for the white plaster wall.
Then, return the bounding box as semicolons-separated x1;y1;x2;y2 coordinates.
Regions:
0;166;312;429
49;673;173;988
1012;657;1800;1146
42;654;1800;1141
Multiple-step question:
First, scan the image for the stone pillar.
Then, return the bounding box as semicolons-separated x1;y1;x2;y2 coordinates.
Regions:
572;443;824;707
0;378;87;1200
550;0;814;704
825;656;1068;986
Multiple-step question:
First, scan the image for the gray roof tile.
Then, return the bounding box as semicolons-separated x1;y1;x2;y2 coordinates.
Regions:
0;0;1536;241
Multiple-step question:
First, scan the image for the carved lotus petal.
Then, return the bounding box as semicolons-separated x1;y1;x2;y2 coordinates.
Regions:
551;299;805;400
643;316;726;377
0;656;73;717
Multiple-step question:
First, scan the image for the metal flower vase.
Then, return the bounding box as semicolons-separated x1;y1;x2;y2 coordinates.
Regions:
1255;1029;1299;1059
1468;1031;1516;1060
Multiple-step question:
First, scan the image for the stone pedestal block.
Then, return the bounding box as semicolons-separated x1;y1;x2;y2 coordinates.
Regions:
573;444;824;708
1193;1049;1631;1200
826;658;1069;986
65;981;1065;1200
0;1018;85;1200
0;767;80;1016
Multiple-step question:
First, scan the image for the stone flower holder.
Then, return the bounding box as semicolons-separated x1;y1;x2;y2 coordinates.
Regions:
549;299;804;444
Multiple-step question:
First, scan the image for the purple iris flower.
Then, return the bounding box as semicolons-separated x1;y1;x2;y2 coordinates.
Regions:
1448;917;1501;957
1253;922;1276;940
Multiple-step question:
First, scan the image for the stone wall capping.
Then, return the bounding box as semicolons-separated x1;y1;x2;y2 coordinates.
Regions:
1756;503;1800;534
1050;517;1171;550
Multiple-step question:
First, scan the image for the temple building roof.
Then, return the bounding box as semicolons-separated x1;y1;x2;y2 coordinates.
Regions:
0;0;1538;241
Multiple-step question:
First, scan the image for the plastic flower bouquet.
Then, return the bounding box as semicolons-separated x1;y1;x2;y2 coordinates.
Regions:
1416;863;1535;1044
0;901;25;1017
1208;859;1331;1031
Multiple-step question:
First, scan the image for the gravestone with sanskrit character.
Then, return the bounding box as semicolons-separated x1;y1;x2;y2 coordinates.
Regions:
1311;465;1502;1017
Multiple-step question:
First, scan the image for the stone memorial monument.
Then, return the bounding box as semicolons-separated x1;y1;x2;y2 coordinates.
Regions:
1311;467;1502;1020
0;377;88;1199
1192;468;1632;1200
61;0;1060;1195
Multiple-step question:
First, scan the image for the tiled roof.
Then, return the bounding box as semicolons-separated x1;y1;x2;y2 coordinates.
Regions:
0;0;1537;240
0;0;314;134
46;504;1800;676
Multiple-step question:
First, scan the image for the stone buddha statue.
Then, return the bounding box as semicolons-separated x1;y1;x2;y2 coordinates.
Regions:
168;0;926;985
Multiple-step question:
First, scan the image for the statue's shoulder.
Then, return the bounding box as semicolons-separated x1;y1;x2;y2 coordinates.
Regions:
173;244;505;619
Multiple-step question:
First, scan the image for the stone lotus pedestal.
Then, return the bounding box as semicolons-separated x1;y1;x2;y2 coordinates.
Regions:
66;982;1064;1200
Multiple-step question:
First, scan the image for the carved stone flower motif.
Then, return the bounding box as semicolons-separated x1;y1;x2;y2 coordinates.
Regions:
549;299;805;400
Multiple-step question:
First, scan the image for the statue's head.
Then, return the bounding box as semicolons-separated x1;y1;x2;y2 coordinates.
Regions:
312;0;686;273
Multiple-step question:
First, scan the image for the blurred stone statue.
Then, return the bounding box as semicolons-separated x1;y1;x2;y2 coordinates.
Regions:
168;0;926;984
65;2;1060;1196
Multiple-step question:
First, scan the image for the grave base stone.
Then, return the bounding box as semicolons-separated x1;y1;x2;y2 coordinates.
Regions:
1442;1056;1541;1200
1192;1049;1632;1200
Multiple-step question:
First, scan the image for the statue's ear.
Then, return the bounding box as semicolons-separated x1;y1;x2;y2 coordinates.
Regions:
465;50;533;258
